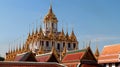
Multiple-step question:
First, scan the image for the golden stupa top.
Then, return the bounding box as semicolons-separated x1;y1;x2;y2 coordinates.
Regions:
59;28;65;40
43;4;58;23
69;30;77;41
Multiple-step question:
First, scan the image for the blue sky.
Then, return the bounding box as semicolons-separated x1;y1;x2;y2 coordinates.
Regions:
0;0;120;57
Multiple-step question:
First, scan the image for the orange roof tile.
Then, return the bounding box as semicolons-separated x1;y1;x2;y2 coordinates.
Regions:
98;44;120;63
62;49;86;63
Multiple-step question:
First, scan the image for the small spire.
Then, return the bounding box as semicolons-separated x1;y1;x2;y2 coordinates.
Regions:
8;43;10;53
18;43;21;52
16;44;19;52
69;28;76;41
62;28;65;35
88;40;91;47
35;20;38;34
65;29;69;39
39;25;42;32
28;24;31;37
71;28;75;36
35;27;38;34
49;0;53;13
32;28;34;35
32;22;35;35
62;44;67;56
95;40;99;59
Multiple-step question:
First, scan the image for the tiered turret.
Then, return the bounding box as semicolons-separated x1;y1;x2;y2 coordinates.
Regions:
5;4;78;61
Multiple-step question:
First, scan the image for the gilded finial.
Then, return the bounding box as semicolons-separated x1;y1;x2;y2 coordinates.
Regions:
69;28;76;41
62;44;67;57
35;20;39;34
43;2;58;23
95;39;99;59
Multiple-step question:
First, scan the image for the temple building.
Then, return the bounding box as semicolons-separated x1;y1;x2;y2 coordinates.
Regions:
5;4;78;61
98;44;120;67
62;46;99;67
3;3;100;67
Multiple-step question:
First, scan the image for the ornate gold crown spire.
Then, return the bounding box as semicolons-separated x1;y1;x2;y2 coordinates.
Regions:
65;29;69;40
61;28;65;36
69;29;76;41
39;26;44;37
32;29;34;36
43;4;58;23
39;25;42;33
59;28;65;40
35;27;38;34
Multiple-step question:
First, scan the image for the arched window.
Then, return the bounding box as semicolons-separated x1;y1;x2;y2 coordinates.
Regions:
52;23;54;29
57;43;60;50
52;41;54;46
73;43;76;48
68;43;71;48
46;41;49;47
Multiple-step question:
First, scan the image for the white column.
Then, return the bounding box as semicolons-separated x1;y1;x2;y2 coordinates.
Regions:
106;64;109;67
112;64;115;67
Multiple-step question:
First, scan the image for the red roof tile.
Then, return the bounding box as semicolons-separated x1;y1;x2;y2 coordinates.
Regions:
0;62;64;67
64;63;79;67
36;52;54;62
14;52;37;61
36;55;51;62
98;44;120;63
81;64;97;67
62;49;86;63
14;55;23;61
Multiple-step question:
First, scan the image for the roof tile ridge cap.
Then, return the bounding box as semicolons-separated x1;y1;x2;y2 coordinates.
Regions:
36;52;52;56
104;43;120;47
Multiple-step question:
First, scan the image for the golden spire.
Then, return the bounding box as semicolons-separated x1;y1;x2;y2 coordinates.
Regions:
65;28;69;40
61;28;65;36
95;44;99;59
10;46;12;54
28;29;31;38
18;43;22;53
51;44;55;52
16;45;19;53
51;44;58;58
62;44;67;57
8;44;10;54
69;29;76;41
59;28;65;40
43;4;58;23
39;25;44;37
35;27;38;35
32;29;34;36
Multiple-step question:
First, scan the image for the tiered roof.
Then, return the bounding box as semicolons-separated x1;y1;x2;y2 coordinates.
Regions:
14;51;37;62
36;52;59;62
98;44;120;64
62;47;97;67
62;49;86;63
